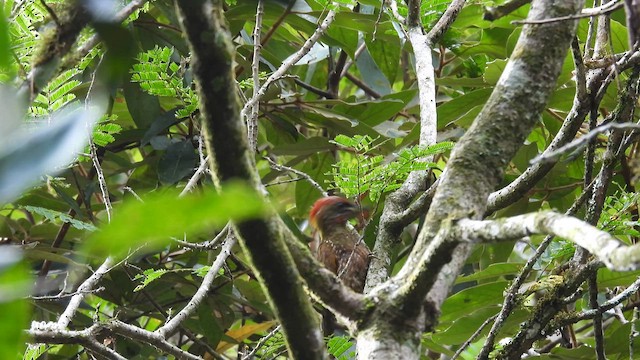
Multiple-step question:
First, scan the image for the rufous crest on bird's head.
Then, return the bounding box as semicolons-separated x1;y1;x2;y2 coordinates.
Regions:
309;196;360;234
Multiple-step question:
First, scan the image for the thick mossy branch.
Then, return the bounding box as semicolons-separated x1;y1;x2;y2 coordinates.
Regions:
496;262;600;359
174;1;326;359
22;1;89;98
389;0;585;331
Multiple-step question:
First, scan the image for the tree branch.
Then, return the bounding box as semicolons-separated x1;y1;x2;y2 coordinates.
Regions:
56;257;114;328
455;211;640;271
175;1;327;358
426;0;466;45
158;236;236;338
364;0;440;292
240;4;337;121
28;324;126;360
387;0;584;334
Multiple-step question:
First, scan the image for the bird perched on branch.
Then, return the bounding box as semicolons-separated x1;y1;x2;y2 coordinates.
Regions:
309;196;371;293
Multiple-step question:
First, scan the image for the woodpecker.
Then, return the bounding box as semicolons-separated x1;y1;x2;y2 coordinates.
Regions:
309;196;371;293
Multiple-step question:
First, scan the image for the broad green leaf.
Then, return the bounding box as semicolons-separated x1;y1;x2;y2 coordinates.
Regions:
367;36;399;84
0;105;100;204
326;26;359;58
272;136;333;156
24;249;92;268
437;88;492;127
157;140;197;184
83;183;271;259
463;28;513;58
123;80;161;129
483;59;507;85
456;262;523;284
295;153;332;216
0;248;30;360
610;20;630;54
436;76;489;88
196;305;224;347
547;87;577;112
356;44;392;96
23;344;47;360
534;345;614;359
433;306;499;344
440;281;508;323
0;6;10;70
596;268;640;288
24;206;97;231
450;5;485;29
141;111;178;146
334;98;405;127
603;321;635;357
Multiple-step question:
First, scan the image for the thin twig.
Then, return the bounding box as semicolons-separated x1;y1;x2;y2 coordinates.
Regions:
426;0;466;45
248;0;265;151
240;5;338;121
264;157;327;196
57;257;114;328
512;0;623;25
180;155;210;197
531;122;640;164
173;224;230;251
451;314;498;359
158;235;237;337
242;325;281;360
30;287;105;301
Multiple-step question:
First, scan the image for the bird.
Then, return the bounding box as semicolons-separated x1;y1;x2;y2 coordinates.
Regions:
308;196;371;293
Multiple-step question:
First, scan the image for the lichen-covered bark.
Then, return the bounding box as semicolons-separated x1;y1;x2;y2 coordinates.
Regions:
20;1;88;99
174;1;327;358
358;1;584;358
497;262;599;359
398;0;584;299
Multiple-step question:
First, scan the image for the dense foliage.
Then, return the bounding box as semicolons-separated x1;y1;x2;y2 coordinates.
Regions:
1;0;640;359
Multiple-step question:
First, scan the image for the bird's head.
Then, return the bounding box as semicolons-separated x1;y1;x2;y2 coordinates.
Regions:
309;196;360;234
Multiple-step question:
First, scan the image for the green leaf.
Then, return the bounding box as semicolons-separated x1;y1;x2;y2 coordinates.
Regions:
356;44;391;96
456;262;523;284
596;268;640;288
83;183;271;259
24;206;97;231
327;336;355;359
440;281;508;323
157;140;197;184
534;345;613;359
123;80;162;129
193;266;211;278
0;6;11;70
134;268;168;292
23;344;47;360
432;306;499;344
367;37;399;84
272;137;334;156
483;59;507;85
437;88;492;127
0;248;31;360
0;105;100;204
